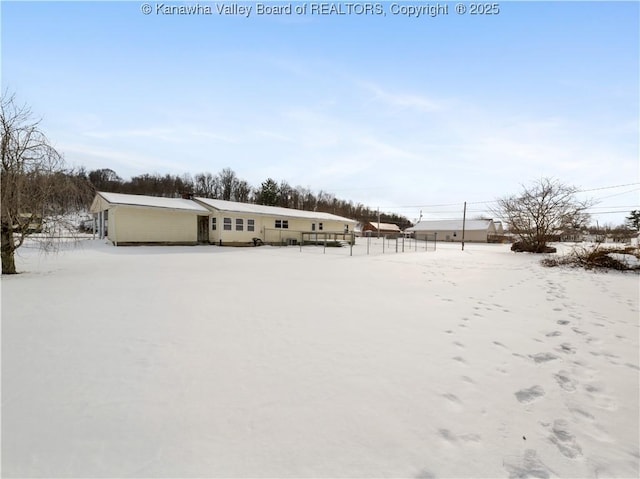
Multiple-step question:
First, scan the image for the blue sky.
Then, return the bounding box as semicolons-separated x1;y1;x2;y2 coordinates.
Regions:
2;1;638;224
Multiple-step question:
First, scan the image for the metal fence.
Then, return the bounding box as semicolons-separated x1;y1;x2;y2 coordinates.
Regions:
287;234;437;257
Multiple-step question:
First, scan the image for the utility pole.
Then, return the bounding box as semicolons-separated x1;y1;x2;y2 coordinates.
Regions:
461;201;467;251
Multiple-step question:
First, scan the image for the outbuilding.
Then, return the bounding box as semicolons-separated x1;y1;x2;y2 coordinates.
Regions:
406;219;498;243
361;221;402;238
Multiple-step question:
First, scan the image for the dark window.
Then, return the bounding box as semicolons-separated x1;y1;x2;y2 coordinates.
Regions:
275;220;282;229
319;223;323;231
223;218;232;231
312;223;316;231
236;219;244;231
282;220;289;229
248;219;255;232
211;218;217;231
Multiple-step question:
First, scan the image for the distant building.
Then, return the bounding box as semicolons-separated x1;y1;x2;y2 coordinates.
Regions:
405;219;499;243
361;221;401;237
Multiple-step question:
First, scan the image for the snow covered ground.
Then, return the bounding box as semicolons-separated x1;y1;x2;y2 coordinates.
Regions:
2;240;639;478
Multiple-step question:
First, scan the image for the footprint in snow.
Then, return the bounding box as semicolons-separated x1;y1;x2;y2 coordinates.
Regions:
502;449;551;479
515;385;545;404
553;371;577;392
548;419;583;458
442;393;463;411
557;343;576;354
530;352;560;363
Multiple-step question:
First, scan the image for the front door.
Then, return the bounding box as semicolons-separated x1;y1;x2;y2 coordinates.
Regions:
197;216;209;243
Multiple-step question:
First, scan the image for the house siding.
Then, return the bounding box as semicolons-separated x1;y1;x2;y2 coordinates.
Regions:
109;206;200;244
89;193;357;246
414;229;489;242
209;213;353;245
410;220;497;243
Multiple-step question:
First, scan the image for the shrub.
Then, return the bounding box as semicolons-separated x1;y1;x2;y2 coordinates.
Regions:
511;241;557;253
541;245;640;271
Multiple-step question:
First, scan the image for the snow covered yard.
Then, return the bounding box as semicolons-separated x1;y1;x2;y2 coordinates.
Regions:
2;240;638;478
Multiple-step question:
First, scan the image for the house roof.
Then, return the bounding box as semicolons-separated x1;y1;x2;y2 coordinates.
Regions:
94;192;209;212
366;222;401;232
92;192;357;223
194;197;357;223
406;219;494;232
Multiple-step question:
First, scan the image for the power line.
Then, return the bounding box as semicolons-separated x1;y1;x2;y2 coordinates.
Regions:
590;210;638;215
592;188;640;201
372;182;640;211
577;183;640;193
588;205;639;210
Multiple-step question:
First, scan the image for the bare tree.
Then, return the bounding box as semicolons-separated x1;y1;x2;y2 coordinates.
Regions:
194;172;220;198
493;178;593;253
1;92;94;274
233;179;252;203
218;167;237;201
277;180;293;208
88;168;122;191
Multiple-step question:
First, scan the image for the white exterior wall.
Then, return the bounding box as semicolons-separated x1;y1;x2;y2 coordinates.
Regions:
415;229;489;242
210;213;354;245
109;206;201;244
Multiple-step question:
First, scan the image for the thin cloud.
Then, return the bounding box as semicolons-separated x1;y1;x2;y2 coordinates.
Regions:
359;82;442;113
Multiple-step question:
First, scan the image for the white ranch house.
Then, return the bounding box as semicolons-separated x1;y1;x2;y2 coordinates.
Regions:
90;192;357;246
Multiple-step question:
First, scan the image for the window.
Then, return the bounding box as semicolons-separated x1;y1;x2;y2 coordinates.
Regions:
311;223;316;231
319;223;323;231
211;217;217;231
275;219;289;229
236;219;244;231
223;218;232;231
344;225;349;233
248;219;255;232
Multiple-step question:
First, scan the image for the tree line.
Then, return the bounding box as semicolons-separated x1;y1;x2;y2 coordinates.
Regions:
86;167;414;229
